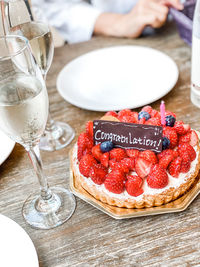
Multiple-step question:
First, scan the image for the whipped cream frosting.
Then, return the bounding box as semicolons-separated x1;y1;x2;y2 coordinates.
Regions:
73;143;199;201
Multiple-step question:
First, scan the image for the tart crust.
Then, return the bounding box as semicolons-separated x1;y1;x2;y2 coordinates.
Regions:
71;142;200;209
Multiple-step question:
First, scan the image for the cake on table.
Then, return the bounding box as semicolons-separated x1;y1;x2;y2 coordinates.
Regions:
71;106;200;208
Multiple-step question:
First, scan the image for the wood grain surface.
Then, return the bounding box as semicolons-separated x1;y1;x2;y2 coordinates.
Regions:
1;22;200;267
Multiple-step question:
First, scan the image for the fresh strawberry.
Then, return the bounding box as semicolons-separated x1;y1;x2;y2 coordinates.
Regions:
77;133;93;161
190;130;198;146
118;109;132;119
85;121;93;138
157;149;178;161
142;106;153;115
174;121;190;135
109;159;117;168
179;131;191;144
110;148;127;162
135;158;152;178
180;153;191;173
159;154;174;169
139;150;158;164
145;117;161;126
118;112;138;123
151;109;161;119
139;118;146;124
89;164;107;185
79;154;97;177
165;110;176;118
92;144;103;161
147;164;168;189
173;150;179;158
100;152;109;168
163;127;178;148
113;161;130;173
104;171;125;194
105;111;118;118
126;149;139;159
168;156;182;178
120;158;135;171
125;175;144;197
178;143;196;161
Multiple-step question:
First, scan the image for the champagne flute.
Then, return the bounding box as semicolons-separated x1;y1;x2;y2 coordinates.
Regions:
1;0;75;151
17;21;75;151
0;35;76;229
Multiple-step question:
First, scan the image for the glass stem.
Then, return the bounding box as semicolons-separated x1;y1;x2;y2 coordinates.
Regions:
27;144;52;200
42;72;57;132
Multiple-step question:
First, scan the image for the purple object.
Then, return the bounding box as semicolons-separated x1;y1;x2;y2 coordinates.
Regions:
170;0;196;46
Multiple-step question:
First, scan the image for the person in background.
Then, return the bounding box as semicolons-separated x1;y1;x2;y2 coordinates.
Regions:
31;0;183;44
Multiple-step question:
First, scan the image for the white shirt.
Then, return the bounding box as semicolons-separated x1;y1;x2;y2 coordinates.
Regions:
31;0;138;43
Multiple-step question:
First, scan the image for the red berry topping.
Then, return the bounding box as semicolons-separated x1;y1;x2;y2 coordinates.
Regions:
159;154;174;169
85;121;93;138
163;127;178;148
118;109;138;123
135;158;152;178
178;143;196;161
110;148;127;162
100;152;109;168
113;161;130;174
142;106;153;115
151;109;161;119
139;150;158;164
139;118;146;124
105;111;118;118
104;171;125;194
174;121;190;135
92;144;103;161
120;158;135;172
157;149;177;161
126;149;139;159
89;164;107;185
168;156;182;178
147;164;168;189
77;133;93;161
125;175;144;197
179;131;191;144
165;110;176;118
145;117;161;126
190;130;198;147
109;159;117;168
79;154;97;177
180;153;191;173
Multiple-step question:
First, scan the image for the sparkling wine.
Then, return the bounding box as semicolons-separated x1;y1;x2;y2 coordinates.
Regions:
0;74;48;145
18;21;54;74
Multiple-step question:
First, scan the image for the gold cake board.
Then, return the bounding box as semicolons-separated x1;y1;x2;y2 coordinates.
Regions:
69;168;200;219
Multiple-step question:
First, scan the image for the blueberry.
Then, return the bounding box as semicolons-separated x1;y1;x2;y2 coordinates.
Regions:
162;137;170;150
138;111;151;121
100;141;114;152
165;115;176;127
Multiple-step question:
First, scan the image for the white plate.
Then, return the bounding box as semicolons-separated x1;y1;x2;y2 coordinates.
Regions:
57;46;179;111
0;214;39;267
0;130;15;166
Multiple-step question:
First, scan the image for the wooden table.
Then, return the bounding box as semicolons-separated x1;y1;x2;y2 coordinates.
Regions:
1;22;200;267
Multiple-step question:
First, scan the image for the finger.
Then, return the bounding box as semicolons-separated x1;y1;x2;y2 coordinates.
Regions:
161;0;183;10
143;11;167;28
149;1;169;16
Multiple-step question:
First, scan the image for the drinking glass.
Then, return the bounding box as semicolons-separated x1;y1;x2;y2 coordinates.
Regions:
18;20;75;151
1;0;75;151
0;35;76;229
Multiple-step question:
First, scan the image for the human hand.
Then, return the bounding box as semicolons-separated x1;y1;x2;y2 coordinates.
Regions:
94;0;183;38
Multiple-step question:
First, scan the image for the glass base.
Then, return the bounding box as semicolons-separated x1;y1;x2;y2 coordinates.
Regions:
39;121;75;151
22;187;76;229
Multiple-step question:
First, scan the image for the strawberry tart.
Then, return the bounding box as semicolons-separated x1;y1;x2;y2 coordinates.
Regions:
71;106;200;208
